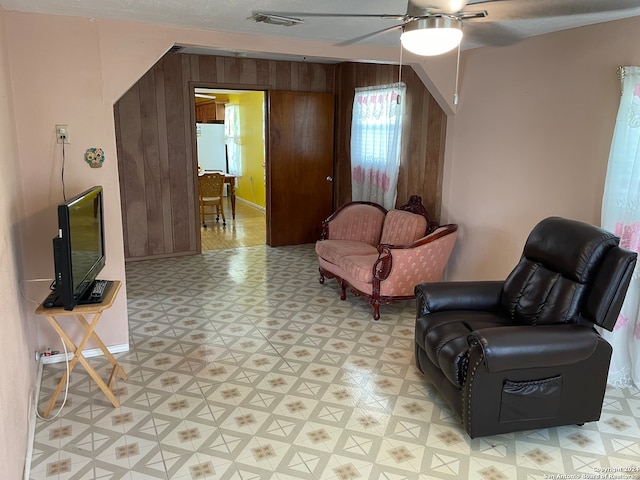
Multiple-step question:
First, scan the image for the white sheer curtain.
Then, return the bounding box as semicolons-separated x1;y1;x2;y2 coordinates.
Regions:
351;82;406;209
224;104;242;176
601;65;640;388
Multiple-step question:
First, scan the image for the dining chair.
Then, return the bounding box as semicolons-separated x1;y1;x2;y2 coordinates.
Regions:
198;172;226;227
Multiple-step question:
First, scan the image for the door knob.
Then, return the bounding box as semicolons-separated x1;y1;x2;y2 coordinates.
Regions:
326;176;333;182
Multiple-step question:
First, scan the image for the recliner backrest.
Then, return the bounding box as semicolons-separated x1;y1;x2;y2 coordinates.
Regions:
501;217;621;325
584;245;637;330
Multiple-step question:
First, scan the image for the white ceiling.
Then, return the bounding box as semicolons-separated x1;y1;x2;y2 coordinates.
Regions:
2;0;640;56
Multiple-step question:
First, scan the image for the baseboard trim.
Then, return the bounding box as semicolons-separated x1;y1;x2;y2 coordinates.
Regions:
41;343;130;365
24;344;128;477
236;196;265;212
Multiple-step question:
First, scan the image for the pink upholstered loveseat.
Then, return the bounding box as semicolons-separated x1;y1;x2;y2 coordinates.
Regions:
316;195;458;320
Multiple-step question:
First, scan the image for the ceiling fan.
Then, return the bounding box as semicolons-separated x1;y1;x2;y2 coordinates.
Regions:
250;0;640;56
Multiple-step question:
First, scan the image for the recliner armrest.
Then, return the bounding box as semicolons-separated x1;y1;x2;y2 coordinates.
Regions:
469;324;607;373
415;281;503;316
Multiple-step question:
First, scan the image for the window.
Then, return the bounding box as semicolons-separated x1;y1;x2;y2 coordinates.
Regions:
351;83;406;209
224;104;242;176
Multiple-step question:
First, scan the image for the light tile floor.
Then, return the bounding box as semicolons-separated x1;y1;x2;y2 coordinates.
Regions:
30;244;640;479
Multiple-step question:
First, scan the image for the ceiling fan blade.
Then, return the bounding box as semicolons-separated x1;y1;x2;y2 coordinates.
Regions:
336;24;404;46
252;11;406;20
463;21;523;47
467;0;640;22
457;10;488;20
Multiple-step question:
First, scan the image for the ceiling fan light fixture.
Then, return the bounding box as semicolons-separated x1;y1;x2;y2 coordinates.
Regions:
401;17;463;56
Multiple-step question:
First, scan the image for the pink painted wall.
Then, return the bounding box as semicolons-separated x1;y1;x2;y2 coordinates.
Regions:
0;7;36;479
443;16;640;281
7;13;131;355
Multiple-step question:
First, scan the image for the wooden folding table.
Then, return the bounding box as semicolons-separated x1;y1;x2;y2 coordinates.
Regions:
35;280;127;418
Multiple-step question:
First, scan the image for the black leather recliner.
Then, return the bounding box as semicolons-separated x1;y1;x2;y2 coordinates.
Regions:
414;217;637;438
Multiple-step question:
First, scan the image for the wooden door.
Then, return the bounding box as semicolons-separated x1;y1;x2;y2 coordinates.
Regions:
267;91;335;247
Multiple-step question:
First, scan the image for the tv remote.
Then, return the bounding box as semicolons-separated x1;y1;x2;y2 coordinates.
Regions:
90;280;109;298
43;291;61;308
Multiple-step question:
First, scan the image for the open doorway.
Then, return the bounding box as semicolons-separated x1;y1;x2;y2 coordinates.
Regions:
194;87;266;251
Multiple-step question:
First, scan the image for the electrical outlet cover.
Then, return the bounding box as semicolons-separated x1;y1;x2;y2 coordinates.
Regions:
56;124;69;144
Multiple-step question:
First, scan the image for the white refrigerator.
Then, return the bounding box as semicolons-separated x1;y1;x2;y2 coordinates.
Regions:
196;123;227;173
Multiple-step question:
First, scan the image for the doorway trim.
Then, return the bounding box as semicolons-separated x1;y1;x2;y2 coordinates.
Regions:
189;82;269;254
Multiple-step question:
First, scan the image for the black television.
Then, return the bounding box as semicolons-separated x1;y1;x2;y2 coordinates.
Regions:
52;186;106;310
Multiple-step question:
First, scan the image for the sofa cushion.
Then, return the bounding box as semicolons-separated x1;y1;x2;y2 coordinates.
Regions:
327;204;386;246
315;240;379;266
380;209;427;245
340;253;380;284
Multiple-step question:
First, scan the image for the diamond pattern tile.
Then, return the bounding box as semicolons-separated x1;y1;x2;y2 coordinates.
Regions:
30;244;640;479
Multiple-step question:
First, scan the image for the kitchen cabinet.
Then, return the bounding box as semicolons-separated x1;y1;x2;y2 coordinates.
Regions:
196;101;224;123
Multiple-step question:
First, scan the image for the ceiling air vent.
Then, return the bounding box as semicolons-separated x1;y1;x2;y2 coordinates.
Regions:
249;13;304;27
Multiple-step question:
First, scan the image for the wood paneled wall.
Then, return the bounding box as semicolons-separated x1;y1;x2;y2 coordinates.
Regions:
115;53;335;260
115;53;196;261
334;63;447;221
115;53;446;261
